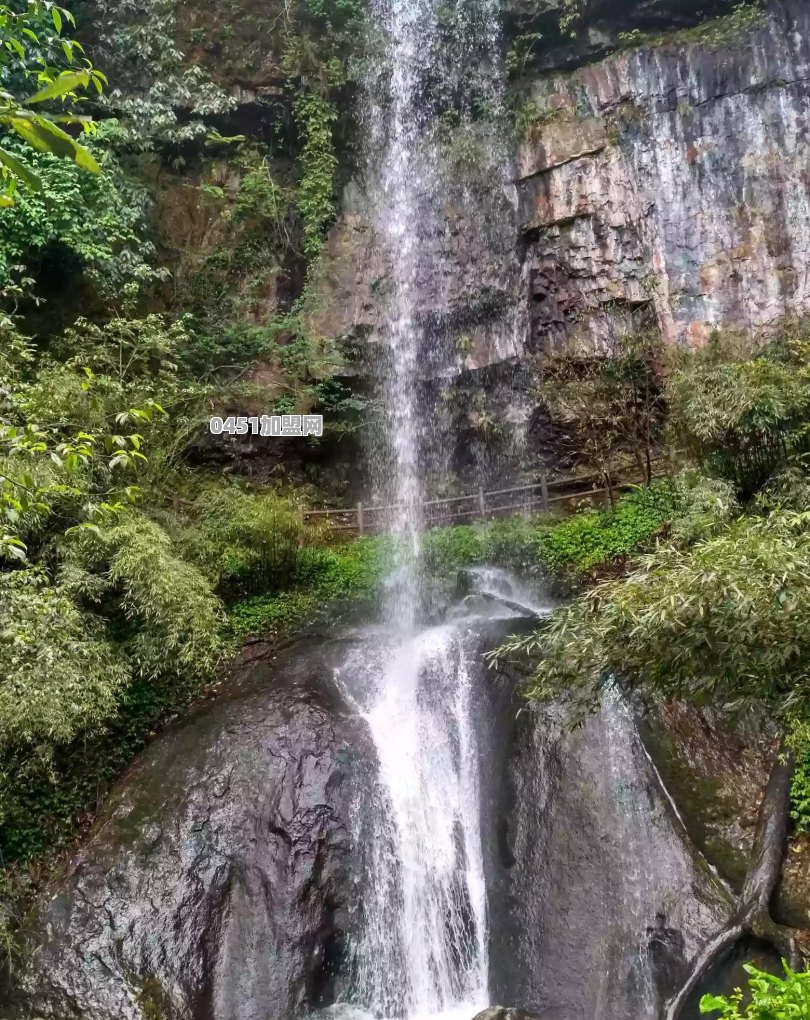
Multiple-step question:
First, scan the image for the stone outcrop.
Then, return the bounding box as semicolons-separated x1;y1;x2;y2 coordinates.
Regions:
640;701;810;932
311;1;810;368
10;642;375;1020
304;156;526;375
517;0;810;349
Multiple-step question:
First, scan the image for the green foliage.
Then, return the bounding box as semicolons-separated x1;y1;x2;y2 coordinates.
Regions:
699;963;810;1018
0;569;127;752
502;510;810;722
229;148;294;237
667;328;810;495
230;537;387;635
0;130;162;305
536;482;679;578
51;312;190;381
790;741;810;832
0;313;230;875
419;516;549;575
509;98;567;140
521;473;736;580
536;329;666;497
0;0;105;203
68;514;227;682
0;322;178;563
505;32;543;77
294;91;338;260
187;486;308;598
91;0;234;152
558;0;584;37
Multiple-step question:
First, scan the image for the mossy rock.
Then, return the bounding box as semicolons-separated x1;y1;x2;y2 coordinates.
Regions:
638;702;771;891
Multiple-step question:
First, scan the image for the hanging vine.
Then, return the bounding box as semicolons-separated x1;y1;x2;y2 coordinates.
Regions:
294;90;339;261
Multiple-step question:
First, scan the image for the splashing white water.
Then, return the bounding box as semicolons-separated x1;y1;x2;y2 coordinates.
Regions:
340;625;489;1018
353;0;520;1009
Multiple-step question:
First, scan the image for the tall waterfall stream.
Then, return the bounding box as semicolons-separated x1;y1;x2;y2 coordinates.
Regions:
348;0;508;1013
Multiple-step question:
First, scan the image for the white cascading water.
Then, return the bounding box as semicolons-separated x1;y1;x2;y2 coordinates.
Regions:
347;628;489;1019
346;0;511;1014
336;0;722;1017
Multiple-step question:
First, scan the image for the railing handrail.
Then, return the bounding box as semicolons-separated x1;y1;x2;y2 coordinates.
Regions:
303;466;665;535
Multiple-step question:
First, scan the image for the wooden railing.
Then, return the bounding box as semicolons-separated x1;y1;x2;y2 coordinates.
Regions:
304;469;658;536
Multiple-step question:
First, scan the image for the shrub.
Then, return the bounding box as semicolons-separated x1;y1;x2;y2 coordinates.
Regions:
501;511;810;722
700;963;810;1018
535;482;679;578
191;487;308;597
0;570;129;753
667;329;810;495
103;516;227;683
791;746;810;832
230;537;388;636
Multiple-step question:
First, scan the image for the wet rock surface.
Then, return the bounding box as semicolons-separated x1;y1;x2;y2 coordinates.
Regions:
638;702;773;891
472;1008;543;1020
486;695;731;1020
640;700;810;932
9;638;375;1020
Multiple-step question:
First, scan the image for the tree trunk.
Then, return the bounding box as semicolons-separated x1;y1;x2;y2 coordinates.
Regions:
665;743;803;1020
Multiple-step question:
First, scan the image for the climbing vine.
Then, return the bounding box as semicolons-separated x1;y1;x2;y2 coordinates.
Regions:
294;91;338;261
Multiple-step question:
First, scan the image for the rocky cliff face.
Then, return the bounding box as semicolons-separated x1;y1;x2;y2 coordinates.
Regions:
311;0;810;365
517;0;810;351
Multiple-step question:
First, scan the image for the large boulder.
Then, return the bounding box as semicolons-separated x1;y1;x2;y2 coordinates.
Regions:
9;640;375;1020
486;694;731;1019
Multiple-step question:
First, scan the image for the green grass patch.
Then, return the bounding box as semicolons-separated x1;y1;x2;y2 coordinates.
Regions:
228;484;688;637
536;483;680;578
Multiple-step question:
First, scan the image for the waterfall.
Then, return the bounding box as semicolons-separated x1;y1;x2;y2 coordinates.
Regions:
328;1;729;1018
343;627;489;1019
361;0;516;625
345;0;515;1014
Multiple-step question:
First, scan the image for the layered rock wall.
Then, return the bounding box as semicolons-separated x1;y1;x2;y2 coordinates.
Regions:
517;0;810;349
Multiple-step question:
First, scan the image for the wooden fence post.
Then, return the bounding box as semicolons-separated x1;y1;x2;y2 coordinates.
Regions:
478;487;486;519
357;501;364;537
541;471;549;513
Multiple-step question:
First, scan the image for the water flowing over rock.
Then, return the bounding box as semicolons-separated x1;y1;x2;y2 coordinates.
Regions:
486;689;732;1018
471;1008;542;1020
9;600;740;1020
338;624;491;1017
8;1;807;1018
356;0;526;527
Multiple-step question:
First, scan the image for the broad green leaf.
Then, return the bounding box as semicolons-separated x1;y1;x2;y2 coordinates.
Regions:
9;115;100;172
25;70;91;105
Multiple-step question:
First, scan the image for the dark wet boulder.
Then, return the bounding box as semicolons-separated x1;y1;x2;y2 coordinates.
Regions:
9;641;375;1020
485;696;730;1018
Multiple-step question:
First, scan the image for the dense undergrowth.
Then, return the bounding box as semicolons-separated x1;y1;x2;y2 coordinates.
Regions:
0;0;367;951
499;325;810;844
